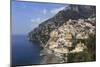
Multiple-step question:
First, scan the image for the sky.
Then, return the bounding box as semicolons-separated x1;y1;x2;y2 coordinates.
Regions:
12;0;68;35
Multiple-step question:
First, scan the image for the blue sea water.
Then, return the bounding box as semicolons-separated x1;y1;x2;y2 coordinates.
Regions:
12;35;41;66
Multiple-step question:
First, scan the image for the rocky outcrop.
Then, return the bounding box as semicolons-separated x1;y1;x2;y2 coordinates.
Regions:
40;17;95;63
28;4;96;64
28;5;96;46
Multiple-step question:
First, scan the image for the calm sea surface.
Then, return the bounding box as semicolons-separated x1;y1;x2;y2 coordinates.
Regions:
12;35;41;66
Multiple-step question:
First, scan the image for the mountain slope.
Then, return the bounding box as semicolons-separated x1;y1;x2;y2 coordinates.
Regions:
28;5;96;46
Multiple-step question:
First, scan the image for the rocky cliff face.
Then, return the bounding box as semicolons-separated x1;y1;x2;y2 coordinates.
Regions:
28;4;96;64
40;17;96;63
28;5;96;46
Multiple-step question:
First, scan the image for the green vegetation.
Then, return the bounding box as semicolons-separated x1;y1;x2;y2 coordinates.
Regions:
67;34;96;63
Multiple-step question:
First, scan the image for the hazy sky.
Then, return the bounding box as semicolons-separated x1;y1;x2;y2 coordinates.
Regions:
12;1;68;35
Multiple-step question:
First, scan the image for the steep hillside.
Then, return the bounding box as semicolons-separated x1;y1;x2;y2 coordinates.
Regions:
28;5;95;46
28;4;96;64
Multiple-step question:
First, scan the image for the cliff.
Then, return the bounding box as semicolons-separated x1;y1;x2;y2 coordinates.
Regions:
28;4;96;64
28;5;95;46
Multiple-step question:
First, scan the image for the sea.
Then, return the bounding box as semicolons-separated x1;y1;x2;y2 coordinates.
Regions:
12;35;42;66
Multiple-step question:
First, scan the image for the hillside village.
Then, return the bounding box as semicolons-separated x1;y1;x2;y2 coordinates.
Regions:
40;17;96;64
29;5;96;64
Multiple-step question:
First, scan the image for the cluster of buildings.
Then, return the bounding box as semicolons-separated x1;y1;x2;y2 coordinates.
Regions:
43;17;95;63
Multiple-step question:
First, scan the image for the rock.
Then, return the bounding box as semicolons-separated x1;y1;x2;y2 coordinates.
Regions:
28;5;96;45
28;4;96;64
